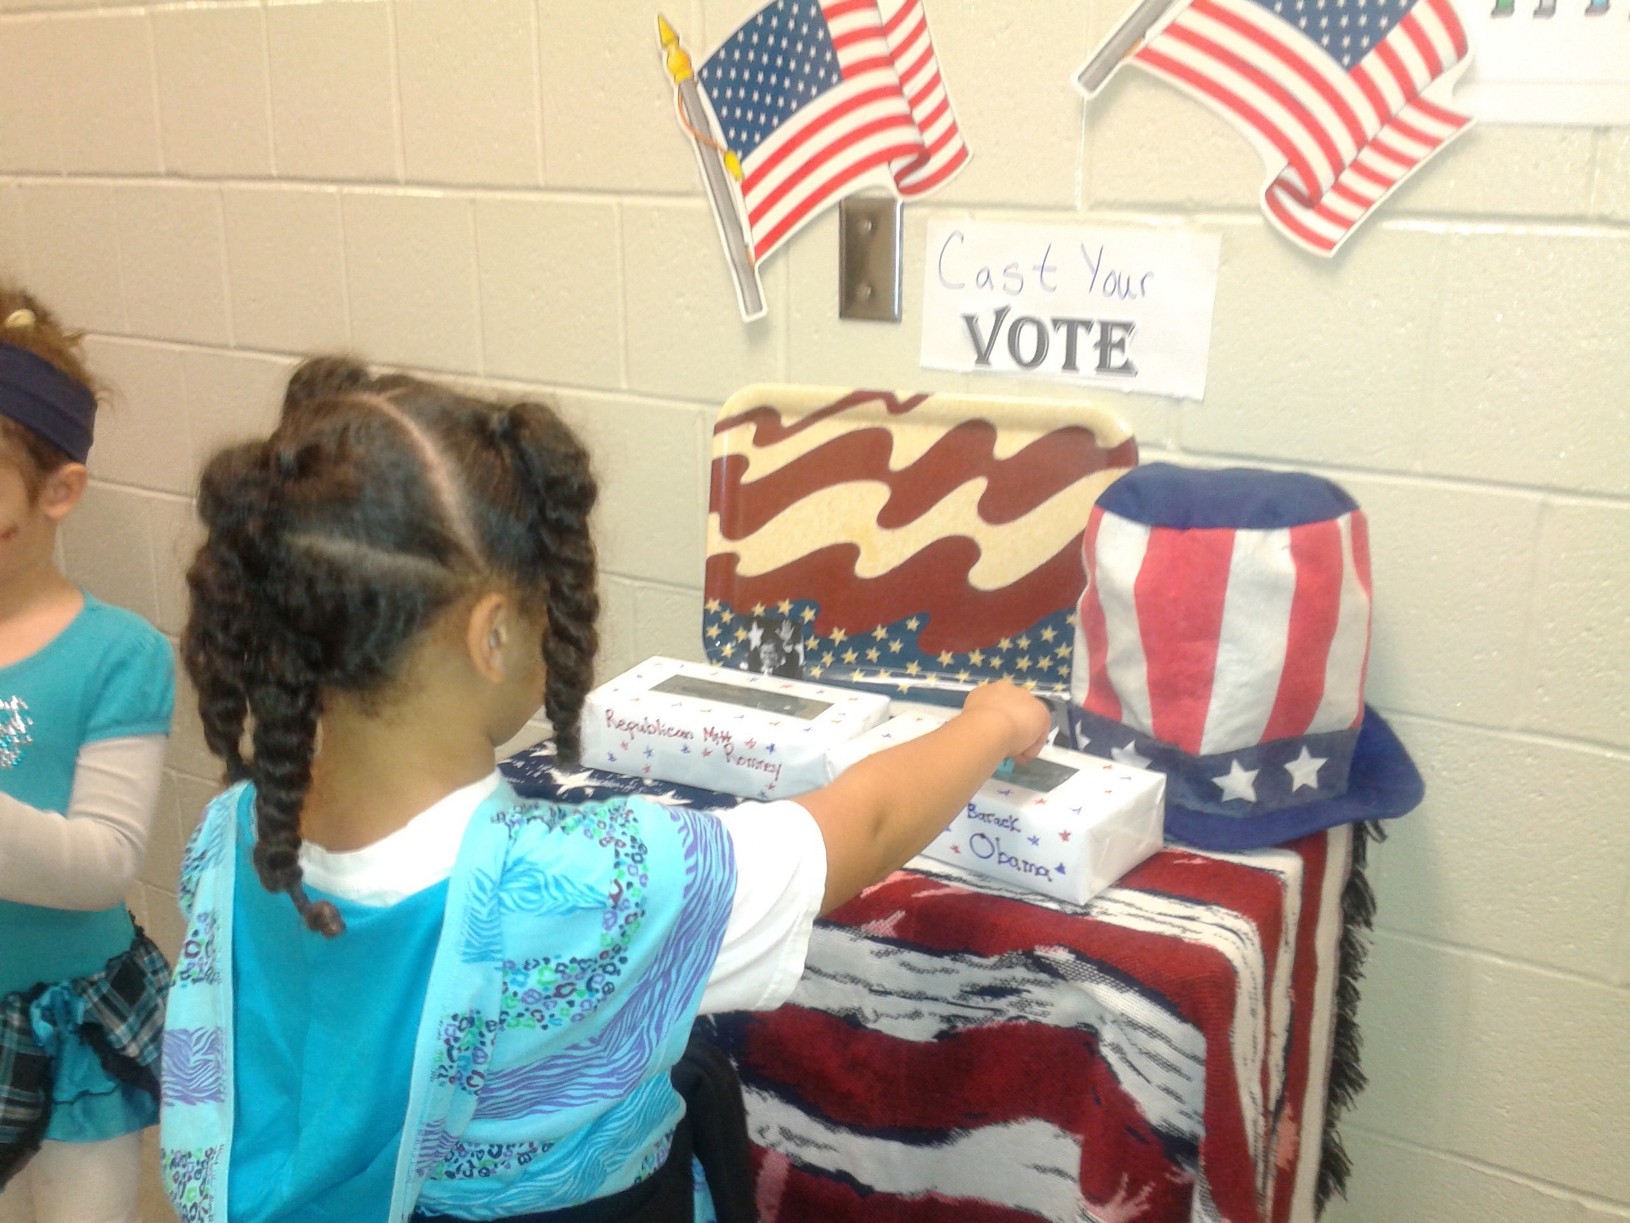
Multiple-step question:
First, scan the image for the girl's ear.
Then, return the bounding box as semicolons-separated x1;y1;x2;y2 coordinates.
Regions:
39;462;88;521
464;590;513;685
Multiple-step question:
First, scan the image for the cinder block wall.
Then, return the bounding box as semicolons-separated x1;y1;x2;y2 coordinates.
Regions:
1;2;1625;1221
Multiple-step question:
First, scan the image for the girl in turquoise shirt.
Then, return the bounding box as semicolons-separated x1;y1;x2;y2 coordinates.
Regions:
162;356;1048;1223
0;287;175;1223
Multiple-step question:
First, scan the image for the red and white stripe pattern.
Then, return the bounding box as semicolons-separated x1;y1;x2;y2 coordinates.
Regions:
877;0;969;196
1130;0;1471;254
1072;501;1371;757
708;389;1137;658
698;826;1354;1223
700;0;968;263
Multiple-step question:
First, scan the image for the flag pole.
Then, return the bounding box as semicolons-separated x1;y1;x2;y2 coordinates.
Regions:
1074;0;1182;97
658;15;766;320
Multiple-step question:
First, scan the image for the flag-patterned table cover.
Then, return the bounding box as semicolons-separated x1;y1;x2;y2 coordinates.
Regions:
509;385;1372;1222
501;742;1364;1223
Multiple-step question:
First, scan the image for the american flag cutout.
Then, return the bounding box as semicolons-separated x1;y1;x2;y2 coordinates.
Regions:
670;0;967;319
704;386;1138;703
1075;0;1473;255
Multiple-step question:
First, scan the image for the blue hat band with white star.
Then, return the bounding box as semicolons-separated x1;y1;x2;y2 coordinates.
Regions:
1067;707;1358;817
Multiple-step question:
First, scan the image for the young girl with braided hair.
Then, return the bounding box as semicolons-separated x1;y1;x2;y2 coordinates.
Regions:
162;355;1050;1223
0;286;175;1223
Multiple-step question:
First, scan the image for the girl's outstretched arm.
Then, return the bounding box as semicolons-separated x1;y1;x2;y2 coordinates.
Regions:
797;681;1051;914
0;734;167;910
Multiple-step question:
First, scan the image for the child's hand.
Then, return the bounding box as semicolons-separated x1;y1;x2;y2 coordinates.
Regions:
961;680;1052;765
802;679;1055;913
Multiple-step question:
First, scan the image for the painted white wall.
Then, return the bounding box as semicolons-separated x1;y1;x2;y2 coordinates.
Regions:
1;1;1625;1220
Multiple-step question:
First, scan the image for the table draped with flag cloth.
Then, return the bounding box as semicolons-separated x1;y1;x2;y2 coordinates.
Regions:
501;744;1378;1223
506;385;1379;1221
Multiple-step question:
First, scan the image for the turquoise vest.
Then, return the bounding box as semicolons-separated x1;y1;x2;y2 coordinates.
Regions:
161;777;736;1223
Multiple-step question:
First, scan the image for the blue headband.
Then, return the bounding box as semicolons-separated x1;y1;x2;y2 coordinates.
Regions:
0;341;95;463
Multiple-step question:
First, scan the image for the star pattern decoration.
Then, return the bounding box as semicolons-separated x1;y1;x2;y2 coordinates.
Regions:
1110;740;1151;770
1258;0;1411;71
503;742;750;813
548;767;601;795
702;598;1076;700
1284;745;1327;791
1214;759;1261;803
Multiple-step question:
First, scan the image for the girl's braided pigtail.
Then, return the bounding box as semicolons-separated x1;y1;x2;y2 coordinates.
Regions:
181;547;251;782
495;402;599;764
246;631;343;938
184;443;267;782
186;435;347;936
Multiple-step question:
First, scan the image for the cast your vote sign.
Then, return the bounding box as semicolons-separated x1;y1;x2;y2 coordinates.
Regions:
920;220;1219;401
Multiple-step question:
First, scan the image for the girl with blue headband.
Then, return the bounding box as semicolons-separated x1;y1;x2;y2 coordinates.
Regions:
162;354;1048;1223
0;285;175;1222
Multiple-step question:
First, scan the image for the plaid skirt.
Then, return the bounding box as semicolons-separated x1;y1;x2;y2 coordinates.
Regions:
0;925;170;1186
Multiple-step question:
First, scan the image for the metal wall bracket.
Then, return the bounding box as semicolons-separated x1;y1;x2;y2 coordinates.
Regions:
838;196;902;322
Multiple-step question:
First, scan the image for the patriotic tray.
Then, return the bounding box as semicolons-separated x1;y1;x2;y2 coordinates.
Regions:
703;385;1137;706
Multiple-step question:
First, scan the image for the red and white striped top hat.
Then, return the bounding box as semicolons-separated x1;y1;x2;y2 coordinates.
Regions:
1069;463;1422;850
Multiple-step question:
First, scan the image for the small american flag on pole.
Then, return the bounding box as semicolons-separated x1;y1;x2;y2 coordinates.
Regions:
697;0;968;264
1078;0;1472;255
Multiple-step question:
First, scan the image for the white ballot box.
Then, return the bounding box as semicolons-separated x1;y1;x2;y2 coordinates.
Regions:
582;656;891;800
828;713;1166;905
